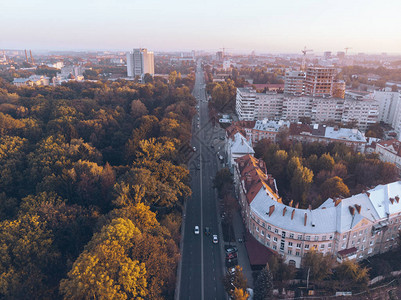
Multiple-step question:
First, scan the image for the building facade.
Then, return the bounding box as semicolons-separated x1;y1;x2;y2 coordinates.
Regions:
375;139;401;169
304;67;336;97
284;70;305;95
126;48;155;79
234;154;401;268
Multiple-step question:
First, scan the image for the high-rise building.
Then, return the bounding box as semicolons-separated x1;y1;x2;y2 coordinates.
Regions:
126;48;154;79
332;81;346;99
284;70;305;95
373;91;400;125
304;67;336;97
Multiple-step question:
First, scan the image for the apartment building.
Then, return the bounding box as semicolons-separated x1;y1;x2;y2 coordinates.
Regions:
342;97;379;131
255;92;284;120
304;67;336;97
234;154;401;268
236;88;257;121
281;96;313;122
375;139;401;169
289;123;367;153
248;119;290;144
126;48;154;78
373;91;401;125
311;98;344;123
284;70;305;95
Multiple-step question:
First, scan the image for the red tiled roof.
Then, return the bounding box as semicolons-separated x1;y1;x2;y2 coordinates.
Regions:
337;247;357;257
245;231;274;266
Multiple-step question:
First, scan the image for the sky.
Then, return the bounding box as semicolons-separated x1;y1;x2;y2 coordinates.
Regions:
1;0;401;54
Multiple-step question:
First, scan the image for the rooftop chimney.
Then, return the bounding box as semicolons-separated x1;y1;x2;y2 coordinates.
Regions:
366;191;370;197
334;198;342;207
355;204;361;213
283;207;287;216
269;205;275;217
396;196;400;203
289;200;293;207
308;204;312;211
295;203;299;209
390;198;394;205
349;206;355;216
304;213;307;226
291;209;295;220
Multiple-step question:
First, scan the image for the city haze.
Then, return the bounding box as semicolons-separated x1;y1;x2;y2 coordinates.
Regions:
1;0;401;53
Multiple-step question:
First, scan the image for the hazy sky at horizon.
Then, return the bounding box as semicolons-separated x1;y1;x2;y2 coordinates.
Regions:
1;0;401;54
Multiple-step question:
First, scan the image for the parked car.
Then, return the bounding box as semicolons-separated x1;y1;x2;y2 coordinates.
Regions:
194;226;199;234
213;235;218;244
204;227;211;236
225;246;238;254
193;146;197;151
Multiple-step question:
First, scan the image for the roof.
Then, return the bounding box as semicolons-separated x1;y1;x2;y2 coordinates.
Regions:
337;247;357;257
230;132;255;156
245;231;274;265
253;119;290;132
250;181;401;235
377;139;401;157
289;124;366;143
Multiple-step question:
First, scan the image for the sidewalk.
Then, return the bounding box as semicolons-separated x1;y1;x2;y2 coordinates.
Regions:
231;209;254;288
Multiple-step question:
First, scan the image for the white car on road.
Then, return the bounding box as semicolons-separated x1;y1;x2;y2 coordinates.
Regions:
194;226;200;234
213;235;218;243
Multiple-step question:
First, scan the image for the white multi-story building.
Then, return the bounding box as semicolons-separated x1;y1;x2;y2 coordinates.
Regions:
255;93;284;120
284;70;305;95
374;91;400;125
126;48;154;79
234;154;401;268
236;88;257;121
282;96;313;122
312;98;344;123
342;97;379;131
375;139;401;169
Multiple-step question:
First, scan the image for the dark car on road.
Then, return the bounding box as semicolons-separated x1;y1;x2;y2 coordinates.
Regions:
204;227;211;236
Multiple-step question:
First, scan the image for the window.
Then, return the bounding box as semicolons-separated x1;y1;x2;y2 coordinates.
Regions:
328;243;332;248
296;243;301;248
314;236;319;241
306;236;310;241
261;230;264;236
288;249;292;255
282;231;286;238
267;234;271;240
268;225;271;230
266;241;270;247
320;244;325;249
353;233;357;238
322;235;327;241
298;235;303;240
288;242;293;247
256;227;259;232
289;233;294;239
273;245;277;250
305;244;310;249
343;234;347;240
275;228;279;234
296;251;300;256
262;222;265;228
273;237;278;242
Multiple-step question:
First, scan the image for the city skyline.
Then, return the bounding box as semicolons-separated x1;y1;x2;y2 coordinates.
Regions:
1;0;401;54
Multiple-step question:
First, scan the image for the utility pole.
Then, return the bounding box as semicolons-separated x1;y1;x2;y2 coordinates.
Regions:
306;267;310;289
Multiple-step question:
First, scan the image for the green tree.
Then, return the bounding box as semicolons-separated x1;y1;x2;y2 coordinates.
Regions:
60;218;148;300
291;166;313;207
334;260;369;291
254;264;273;300
302;250;333;281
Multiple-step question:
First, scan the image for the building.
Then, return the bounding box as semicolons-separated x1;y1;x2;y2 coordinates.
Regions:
375;139;401;169
126;48;154;79
225;131;254;170
332;81;346;99
284;70;305;95
236;88;257;121
281;96;313;122
289;123;367;153
248;119;290;144
13;75;50;87
311;98;344;123
342;96;379;131
255;92;284;120
234;154;401;267
373;91;401;125
304;67;336;97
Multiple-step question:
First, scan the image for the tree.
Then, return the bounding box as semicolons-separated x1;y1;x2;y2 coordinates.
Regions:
60;218;148;300
318;153;335;172
302;250;333;281
334;260;369;291
223;265;248;298
0;214;60;299
213;168;233;198
287;156;302;180
254;264;273;300
291;165;313;207
131;99;148;119
267;255;296;282
320;176;350;200
232;287;249;300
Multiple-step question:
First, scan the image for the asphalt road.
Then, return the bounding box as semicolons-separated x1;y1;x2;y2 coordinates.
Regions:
178;61;226;300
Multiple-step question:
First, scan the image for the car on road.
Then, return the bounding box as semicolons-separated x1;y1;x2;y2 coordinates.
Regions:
225;252;237;260
204;227;211;236
193;146;197;151
194;226;199;234
225;246;238;254
213;235;218;244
